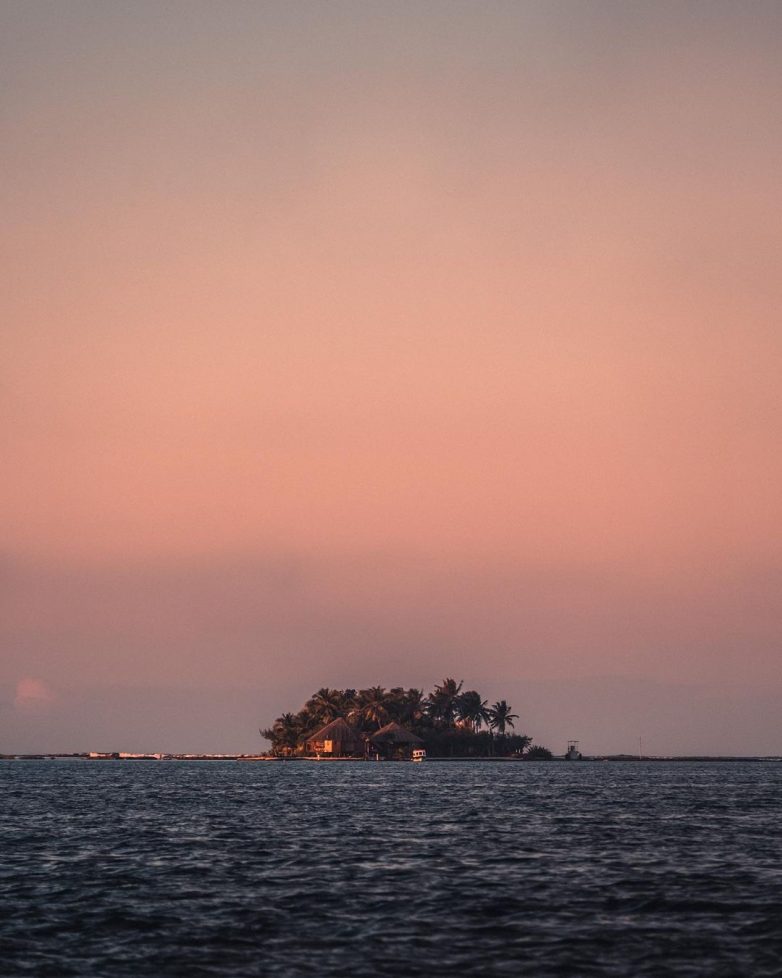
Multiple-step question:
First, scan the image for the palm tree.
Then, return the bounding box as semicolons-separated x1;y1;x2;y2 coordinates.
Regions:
354;686;390;729
427;677;463;727
457;690;490;731
488;700;518;735
305;688;345;726
399;688;427;728
261;712;303;754
386;687;408;723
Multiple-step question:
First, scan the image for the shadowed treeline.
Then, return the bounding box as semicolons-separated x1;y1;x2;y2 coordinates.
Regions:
262;679;551;758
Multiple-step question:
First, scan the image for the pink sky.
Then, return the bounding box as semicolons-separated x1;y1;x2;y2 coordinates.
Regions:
2;2;781;753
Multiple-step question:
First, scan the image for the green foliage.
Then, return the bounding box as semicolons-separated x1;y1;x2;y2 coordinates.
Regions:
261;712;306;755
304;688;346;726
524;745;553;760
261;678;532;758
456;690;490;730
353;686;391;729
488;700;518;735
427;677;463;727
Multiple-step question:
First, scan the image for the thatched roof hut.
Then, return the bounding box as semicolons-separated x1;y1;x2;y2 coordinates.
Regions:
370;722;424;746
304;717;364;756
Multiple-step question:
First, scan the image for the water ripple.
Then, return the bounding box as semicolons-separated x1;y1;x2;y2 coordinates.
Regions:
2;760;781;976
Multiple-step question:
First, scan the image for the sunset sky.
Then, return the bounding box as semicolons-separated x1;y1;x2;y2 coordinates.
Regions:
3;1;781;754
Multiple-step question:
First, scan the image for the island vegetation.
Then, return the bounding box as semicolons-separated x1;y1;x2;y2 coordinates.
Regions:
262;678;551;758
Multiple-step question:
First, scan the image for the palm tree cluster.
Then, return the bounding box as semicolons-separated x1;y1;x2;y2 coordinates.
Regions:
262;679;543;757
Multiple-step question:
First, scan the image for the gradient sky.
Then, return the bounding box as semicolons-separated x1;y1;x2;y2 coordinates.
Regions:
3;1;781;754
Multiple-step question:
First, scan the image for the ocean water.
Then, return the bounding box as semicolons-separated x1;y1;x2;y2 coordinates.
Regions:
1;760;781;977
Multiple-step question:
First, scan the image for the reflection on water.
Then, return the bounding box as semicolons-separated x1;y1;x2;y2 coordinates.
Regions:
1;760;781;976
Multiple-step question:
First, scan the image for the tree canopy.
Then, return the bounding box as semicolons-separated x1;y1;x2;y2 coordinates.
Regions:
262;679;549;758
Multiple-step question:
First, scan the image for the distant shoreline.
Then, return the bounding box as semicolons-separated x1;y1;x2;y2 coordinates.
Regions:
2;753;781;763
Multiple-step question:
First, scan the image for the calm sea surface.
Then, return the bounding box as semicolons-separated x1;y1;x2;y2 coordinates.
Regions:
2;760;781;977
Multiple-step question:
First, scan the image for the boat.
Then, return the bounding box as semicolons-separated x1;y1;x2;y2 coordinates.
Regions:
565;741;582;761
412;748;426;762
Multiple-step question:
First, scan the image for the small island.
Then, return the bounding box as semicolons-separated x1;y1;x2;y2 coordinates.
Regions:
262;678;552;760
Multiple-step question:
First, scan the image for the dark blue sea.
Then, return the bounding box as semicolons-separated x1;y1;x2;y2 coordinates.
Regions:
2;760;781;977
